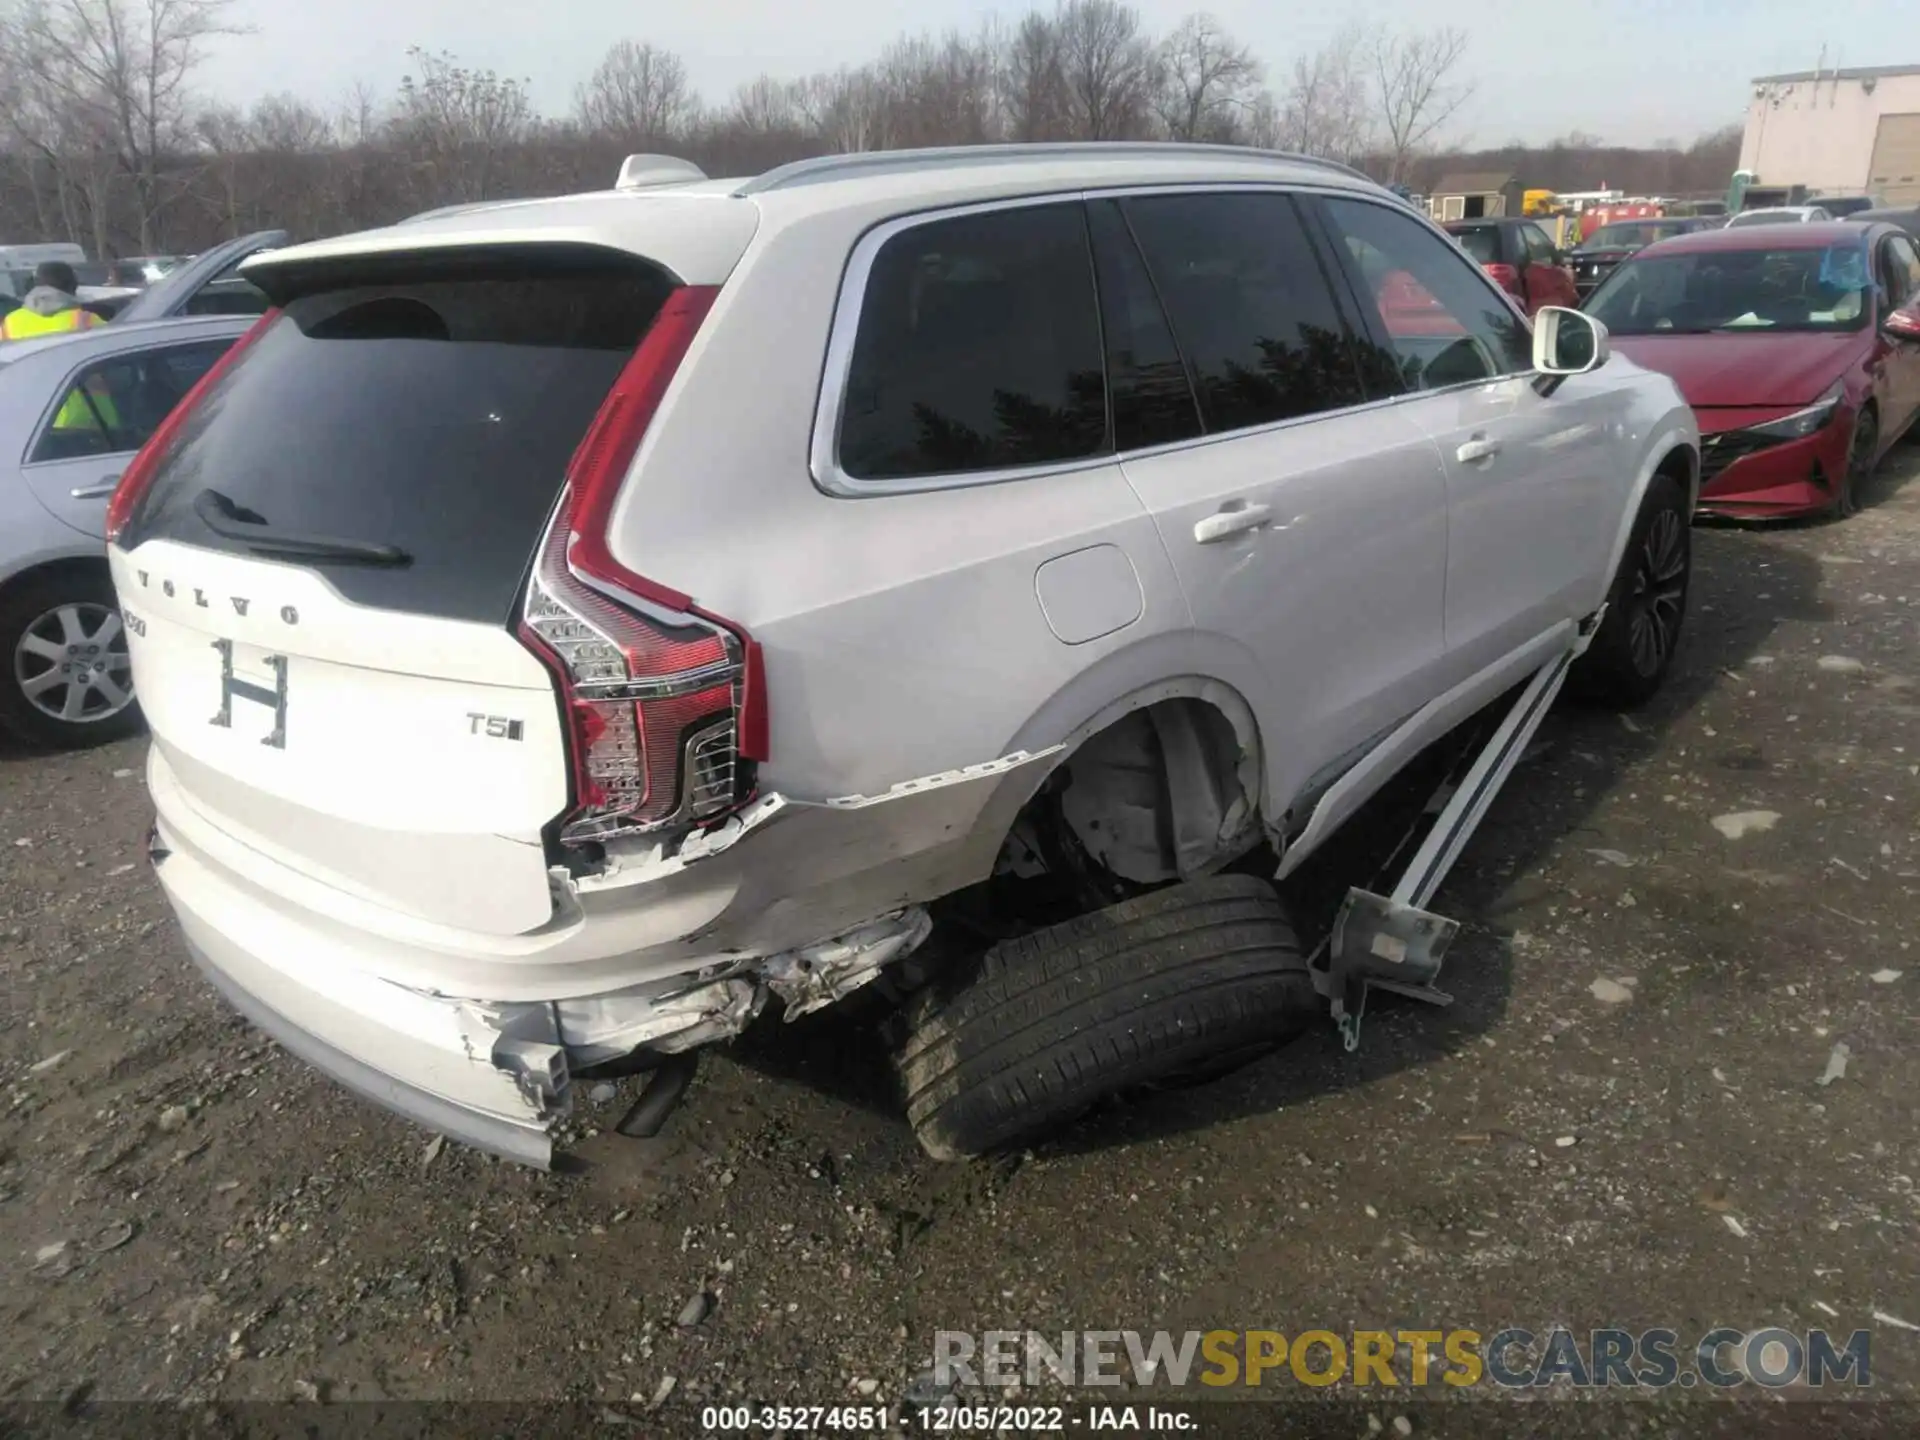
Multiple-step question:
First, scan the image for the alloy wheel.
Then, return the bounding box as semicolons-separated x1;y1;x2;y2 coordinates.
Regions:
1626;507;1687;678
12;602;134;725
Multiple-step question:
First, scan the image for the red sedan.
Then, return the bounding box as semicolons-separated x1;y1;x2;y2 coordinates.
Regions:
1443;217;1579;316
1584;221;1920;518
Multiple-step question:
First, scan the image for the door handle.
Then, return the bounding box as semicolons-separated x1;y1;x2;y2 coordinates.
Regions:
70;475;121;499
1193;502;1274;544
1455;436;1502;465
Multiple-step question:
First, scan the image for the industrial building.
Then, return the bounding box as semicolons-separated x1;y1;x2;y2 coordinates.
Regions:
1739;63;1920;204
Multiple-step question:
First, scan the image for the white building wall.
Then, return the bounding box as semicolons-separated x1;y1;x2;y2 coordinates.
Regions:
1738;71;1920;195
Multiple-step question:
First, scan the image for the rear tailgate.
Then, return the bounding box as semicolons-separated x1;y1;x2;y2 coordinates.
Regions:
111;244;712;936
114;540;567;934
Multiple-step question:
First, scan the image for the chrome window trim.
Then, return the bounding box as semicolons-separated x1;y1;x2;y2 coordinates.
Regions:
807;182;1537;499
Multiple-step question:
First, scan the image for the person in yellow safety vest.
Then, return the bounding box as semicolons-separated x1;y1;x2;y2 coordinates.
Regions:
0;261;119;435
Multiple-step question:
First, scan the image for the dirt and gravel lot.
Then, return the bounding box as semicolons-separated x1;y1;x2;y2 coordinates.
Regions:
2;451;1919;1439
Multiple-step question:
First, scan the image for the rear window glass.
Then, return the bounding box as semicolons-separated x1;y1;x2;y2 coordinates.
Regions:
1450;228;1501;266
837;203;1108;481
120;253;675;623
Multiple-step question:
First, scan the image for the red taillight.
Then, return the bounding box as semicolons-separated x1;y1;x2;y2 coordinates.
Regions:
106;308;280;546
517;284;767;846
1483;263;1523;298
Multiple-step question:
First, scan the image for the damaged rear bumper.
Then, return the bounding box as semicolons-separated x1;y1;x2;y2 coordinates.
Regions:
148;746;1055;1168
179;919;561;1167
161;825;934;1169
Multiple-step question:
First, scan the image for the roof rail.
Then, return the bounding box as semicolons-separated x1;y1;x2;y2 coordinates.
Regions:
735;142;1378;196
616;154;708;191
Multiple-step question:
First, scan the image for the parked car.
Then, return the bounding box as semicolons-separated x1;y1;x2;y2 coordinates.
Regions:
1442;216;1578;313
1568;217;1717;298
1846;205;1920;239
1812;196;1878;219
0;243;87;291
1725;205;1832;228
108;143;1699;1168
0;315;254;747
111;255;187;284
1584;221;1920;518
110;230;284;326
72;263;145;320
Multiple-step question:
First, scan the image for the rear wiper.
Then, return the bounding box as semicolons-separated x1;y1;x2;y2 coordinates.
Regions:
193;488;412;566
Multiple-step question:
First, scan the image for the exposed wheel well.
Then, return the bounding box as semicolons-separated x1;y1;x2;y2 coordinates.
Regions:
978;697;1266;926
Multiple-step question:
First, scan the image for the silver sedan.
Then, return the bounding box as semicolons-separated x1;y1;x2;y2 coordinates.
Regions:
0;313;253;746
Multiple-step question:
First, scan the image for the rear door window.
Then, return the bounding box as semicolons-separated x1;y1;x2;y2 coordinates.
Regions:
119;252;676;624
28;340;232;463
836;203;1108;481
1119;191;1366;434
1086;199;1202;452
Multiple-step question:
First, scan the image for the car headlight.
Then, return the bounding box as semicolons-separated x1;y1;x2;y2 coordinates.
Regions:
1745;381;1845;440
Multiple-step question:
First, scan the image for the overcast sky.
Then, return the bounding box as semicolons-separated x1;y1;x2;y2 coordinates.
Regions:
193;0;1903;149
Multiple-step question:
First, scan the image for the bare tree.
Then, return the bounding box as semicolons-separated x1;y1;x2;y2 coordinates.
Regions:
247;92;334;153
724;75;801;137
1372;26;1472;182
875;29;999;149
336;79;383;147
1001;11;1068;141
1054;0;1158;140
1;0;241;251
1278;22;1375;163
391;47;535;203
790;66;892;154
0;7;1751;257
575;40;696;141
1154;13;1259;143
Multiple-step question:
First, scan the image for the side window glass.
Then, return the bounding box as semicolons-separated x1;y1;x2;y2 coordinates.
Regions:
1086;200;1201;451
1120;191;1365;435
1883;236;1920;308
29;340;232;464
1524;224;1558;263
1321;197;1533;392
837;203;1108;482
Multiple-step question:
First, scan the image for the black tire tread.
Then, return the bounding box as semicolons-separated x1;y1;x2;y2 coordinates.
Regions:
898;875;1318;1160
1567;471;1689;710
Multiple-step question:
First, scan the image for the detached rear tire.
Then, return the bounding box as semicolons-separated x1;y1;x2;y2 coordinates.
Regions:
897;874;1319;1161
1569;471;1690;710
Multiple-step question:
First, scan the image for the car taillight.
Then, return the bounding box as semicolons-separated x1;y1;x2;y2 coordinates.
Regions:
516;284;767;846
1483;263;1523;297
105;308;280;545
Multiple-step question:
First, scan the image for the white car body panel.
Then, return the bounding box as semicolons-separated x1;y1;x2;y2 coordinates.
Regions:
1117;402;1451;821
112;145;1700;1166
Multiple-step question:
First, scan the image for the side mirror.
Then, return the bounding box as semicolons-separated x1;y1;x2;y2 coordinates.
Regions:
1533;306;1610;375
1886;303;1920;340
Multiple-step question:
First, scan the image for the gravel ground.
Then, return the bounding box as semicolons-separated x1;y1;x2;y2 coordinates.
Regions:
3;450;1919;1438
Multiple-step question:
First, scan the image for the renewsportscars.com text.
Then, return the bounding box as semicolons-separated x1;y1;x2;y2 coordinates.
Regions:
933;1326;1874;1390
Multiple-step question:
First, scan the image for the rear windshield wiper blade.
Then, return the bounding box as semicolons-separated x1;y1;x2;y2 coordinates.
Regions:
193;488;412;566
